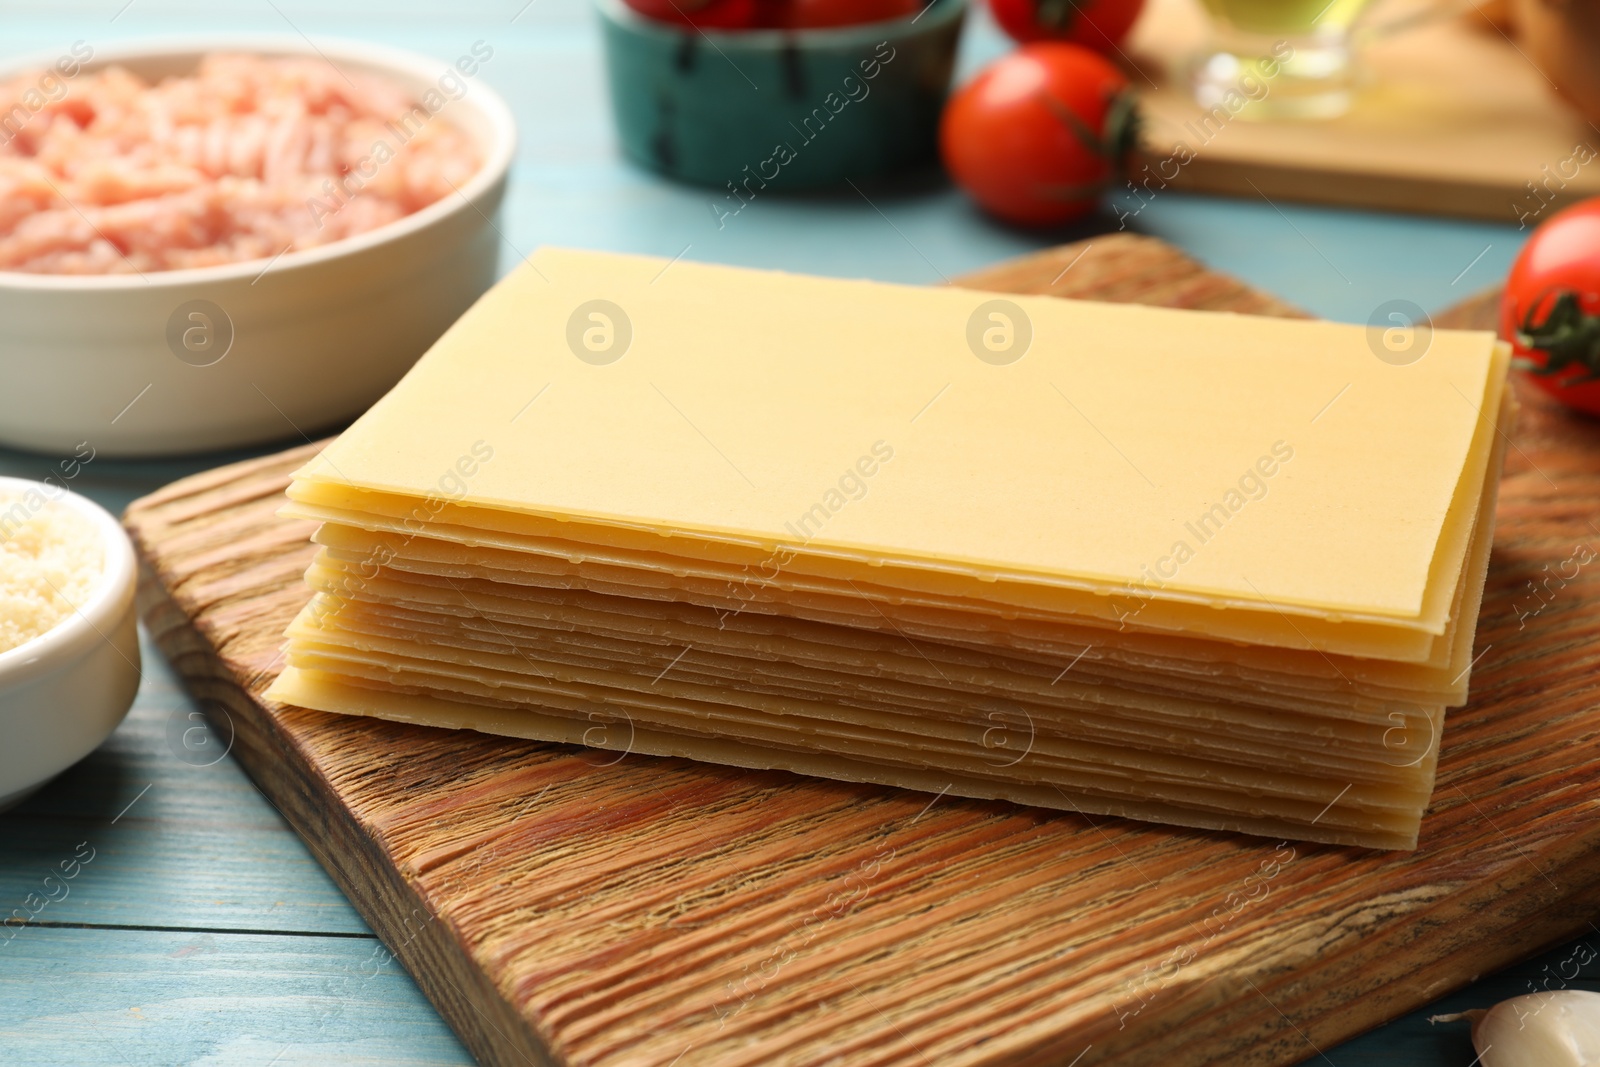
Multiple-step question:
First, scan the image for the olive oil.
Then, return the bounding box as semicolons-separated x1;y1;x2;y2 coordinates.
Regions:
1199;0;1371;34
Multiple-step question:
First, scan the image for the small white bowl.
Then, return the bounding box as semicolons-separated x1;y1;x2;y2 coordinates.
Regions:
0;36;517;457
0;477;140;811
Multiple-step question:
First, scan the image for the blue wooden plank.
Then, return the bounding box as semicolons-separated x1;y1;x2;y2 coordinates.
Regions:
0;628;370;935
0;4;1570;1065
1138;198;1521;325
0;926;470;1066
0;442;297;513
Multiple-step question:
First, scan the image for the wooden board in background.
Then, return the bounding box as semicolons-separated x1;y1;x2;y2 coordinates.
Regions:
124;233;1600;1067
1128;0;1600;222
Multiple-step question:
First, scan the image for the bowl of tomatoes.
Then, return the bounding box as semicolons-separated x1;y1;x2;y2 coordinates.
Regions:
597;0;967;192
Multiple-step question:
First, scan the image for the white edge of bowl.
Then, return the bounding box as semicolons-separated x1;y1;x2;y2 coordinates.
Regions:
0;34;519;292
0;477;139;687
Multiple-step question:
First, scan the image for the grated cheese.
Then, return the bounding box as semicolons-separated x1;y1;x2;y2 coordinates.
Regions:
0;493;104;655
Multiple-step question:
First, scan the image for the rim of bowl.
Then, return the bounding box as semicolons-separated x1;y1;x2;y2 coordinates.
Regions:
594;0;968;47
0;34;518;292
0;477;137;684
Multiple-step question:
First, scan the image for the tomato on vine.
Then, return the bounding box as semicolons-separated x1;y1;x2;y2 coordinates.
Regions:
989;0;1147;51
624;0;922;27
940;43;1139;227
772;0;921;27
621;0;758;28
1500;198;1600;417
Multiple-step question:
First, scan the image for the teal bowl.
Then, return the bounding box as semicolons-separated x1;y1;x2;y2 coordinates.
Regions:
597;0;968;192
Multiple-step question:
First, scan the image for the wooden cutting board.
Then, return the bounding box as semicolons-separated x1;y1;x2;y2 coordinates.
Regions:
1127;0;1600;222
124;234;1600;1067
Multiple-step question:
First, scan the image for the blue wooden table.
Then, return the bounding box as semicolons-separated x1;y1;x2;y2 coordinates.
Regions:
2;2;1595;1063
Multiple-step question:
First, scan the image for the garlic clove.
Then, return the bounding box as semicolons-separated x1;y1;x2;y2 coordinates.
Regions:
1432;990;1600;1067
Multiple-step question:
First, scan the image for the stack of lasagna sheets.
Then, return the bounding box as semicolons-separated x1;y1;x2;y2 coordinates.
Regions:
267;248;1513;849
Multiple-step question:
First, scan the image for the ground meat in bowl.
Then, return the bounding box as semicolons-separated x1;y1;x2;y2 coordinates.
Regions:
0;52;482;274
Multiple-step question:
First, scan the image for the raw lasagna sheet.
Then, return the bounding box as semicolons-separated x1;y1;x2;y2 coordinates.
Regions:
283;337;1506;667
266;248;1515;850
268;392;1513;850
290;247;1503;626
269;669;1436;850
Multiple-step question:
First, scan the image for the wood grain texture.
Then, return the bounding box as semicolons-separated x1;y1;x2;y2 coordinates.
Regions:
123;233;1600;1067
1127;0;1600;223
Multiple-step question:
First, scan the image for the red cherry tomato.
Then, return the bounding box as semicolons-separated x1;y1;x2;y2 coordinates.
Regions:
989;0;1147;51
622;0;758;28
769;0;922;27
1500;198;1600;418
940;43;1138;227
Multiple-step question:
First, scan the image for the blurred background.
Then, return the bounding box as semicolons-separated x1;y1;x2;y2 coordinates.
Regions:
0;0;1526;323
2;1;1596;1065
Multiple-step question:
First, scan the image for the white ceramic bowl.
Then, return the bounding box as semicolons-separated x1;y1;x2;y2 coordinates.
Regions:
0;477;140;811
0;36;516;457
